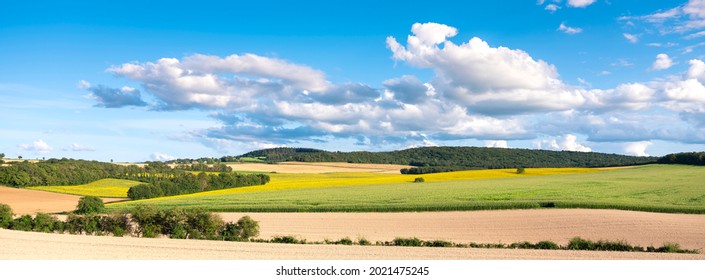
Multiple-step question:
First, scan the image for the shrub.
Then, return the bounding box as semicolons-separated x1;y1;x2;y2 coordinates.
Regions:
127;183;164;200
184;209;224;240
65;214;84;234
535;240;560;250
413;177;425;183
271;235;305;244
357;238;372;246
82;215;101;235
129;205;161;237
568;237;595;250
222;215;259;241
0;204;13;228
393;237;423;247
516;167;526;174
75;196;105;214
425;240;454;247
10;215;33;231
32;213;57;233
100;213;132;237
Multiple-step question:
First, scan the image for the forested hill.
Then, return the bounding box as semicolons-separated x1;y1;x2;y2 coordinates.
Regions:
237;147;658;169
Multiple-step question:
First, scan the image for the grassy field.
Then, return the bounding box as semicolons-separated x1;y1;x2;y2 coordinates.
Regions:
107;165;705;214
28;178;142;198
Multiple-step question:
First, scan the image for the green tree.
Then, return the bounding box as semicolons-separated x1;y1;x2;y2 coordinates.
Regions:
75;196;105;214
0;204;13;228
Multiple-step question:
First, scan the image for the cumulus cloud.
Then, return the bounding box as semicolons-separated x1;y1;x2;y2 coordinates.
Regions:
624;141;652;156
387;22;584;116
651;53;674;70
558;22;583;34
484;140;509;148
150;152;176;161
567;0;597;8
18;140;53;154
83;84;148;108
534;134;592;152
93;22;705;154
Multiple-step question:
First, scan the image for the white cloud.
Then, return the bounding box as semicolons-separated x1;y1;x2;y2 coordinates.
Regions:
484;140;509;148
567;0;596;8
598;70;611;75
65;143;96;152
623;33;639;43
624;141;651;156
534;134;592;152
387;23;584;116
651;53;674;70
77;80;91;89
622;1;705;34
18;140;53;154
545;4;560;12
150;152;176;161
685;30;705;39
558;22;583;34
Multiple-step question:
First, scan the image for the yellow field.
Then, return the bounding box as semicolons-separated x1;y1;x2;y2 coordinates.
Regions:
28;178;142;198
181;167;601;198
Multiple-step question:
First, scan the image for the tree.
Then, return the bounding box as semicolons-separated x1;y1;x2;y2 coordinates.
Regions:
222;216;259;241
0;204;13;228
516;167;526;174
0;153;5;159
75;196;105;214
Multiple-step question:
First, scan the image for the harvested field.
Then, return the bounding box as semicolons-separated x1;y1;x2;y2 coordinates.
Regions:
226;162;413;174
218;209;705;251
0;186;125;214
1;229;702;260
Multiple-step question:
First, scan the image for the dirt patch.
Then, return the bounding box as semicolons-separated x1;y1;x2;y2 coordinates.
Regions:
1;229;702;260
219;209;705;251
227;162;412;174
0;186;125;215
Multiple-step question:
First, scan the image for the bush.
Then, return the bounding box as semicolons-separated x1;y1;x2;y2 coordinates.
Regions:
65;214;84;234
516;167;525;174
425;240;454;247
357;238;372;246
271;235;305;244
413;177;425;183
100;213;132;237
0;204;13;228
223;215;260;241
535;240;560;250
567;237;595;250
129;205;161;237
32;213;57;233
75;196;105;214
10;215;33;231
184;209;224;240
127;184;164;200
393;237;423;247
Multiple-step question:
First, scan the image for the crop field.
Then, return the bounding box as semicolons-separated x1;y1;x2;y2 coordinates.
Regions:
28;178;142;198
107;165;705;214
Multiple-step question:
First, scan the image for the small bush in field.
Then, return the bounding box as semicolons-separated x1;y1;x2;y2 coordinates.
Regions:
10;215;33;231
75;196;105;214
413;177;425;183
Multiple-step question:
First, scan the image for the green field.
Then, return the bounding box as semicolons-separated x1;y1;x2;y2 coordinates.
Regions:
107;165;705;214
28;178;142;198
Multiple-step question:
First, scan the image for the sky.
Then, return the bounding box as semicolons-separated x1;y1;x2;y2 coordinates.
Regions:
2;0;705;162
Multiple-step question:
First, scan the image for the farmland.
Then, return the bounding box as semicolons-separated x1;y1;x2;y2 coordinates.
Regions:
107;165;705;214
28;178;141;198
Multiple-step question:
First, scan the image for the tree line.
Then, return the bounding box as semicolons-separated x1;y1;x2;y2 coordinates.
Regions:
237;146;659;170
657;152;705;165
0;158;269;198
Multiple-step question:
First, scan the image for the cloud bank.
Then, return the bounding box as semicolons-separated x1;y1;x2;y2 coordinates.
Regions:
86;22;705;157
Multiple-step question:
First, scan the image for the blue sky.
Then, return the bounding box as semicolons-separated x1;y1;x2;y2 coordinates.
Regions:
2;0;705;162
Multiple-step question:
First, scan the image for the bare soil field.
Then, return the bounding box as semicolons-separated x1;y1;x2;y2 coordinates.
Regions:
219;209;705;251
1;229;702;260
226;162;412;174
0;186;125;214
